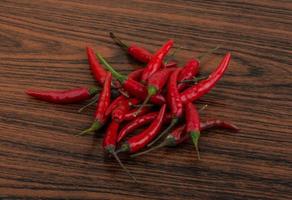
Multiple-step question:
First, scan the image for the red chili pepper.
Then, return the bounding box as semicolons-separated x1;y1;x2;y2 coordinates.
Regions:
117;104;166;154
26;87;99;104
110;32;153;63
128;68;144;81
131;120;239;157
105;95;126;117
103;121;136;182
185;102;201;159
141;40;174;83
96;53;166;105
135;67;176;115
177;59;200;91
181;53;231;103
123;107;151;121
112;98;131;123
79;73;112;135
117;112;172;143
148;68;182;147
86;47;108;86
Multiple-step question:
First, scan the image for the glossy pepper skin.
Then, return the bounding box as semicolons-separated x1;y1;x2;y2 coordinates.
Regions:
80;73;112;135
185;102;201;159
141;40;174;83
112;98;131;123
181;53;231;103
96;53;166;105
26;87;98;104
117;104;166;153
147;68;183;147
128;68;144;80
123;107;151;121
105;95;126;117
131;120;239;157
135;67;176;115
177;59;200;91
117;112;171;143
86;47;108;86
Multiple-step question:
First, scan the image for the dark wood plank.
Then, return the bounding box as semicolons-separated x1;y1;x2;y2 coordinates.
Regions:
0;0;291;199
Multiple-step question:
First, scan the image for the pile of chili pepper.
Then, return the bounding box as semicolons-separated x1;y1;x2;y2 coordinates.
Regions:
26;33;239;182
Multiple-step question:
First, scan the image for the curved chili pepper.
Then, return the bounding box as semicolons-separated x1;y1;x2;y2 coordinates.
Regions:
26;87;99;104
148;68;183;147
117;112;172;143
96;53;166;105
86;47;108;86
136;67;176;115
181;53;231;103
79;73;112;135
141;40;174;83
117;104;166;154
185;102;201;159
131;120;239;157
103;121;136;182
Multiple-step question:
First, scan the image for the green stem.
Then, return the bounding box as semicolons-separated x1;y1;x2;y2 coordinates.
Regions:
131;140;168;158
197;45;220;61
96;53;126;83
78;121;102;136
180;76;207;83
78;94;99;113
190;131;201;160
109;32;129;51
147;118;178;147
109;149;137;183
134;86;157;117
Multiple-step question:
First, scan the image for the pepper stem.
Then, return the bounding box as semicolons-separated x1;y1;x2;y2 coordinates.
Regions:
78;121;101;136
197;45;220;61
109;150;137;183
78;94;99;113
131;140;168;158
190;131;201;160
147;118;178;147
109;32;129;51
96;53;126;83
134;86;157;117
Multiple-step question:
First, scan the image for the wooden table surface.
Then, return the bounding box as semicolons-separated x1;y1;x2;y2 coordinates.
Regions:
0;0;291;199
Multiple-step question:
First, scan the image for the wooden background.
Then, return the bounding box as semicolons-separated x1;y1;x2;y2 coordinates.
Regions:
0;0;291;199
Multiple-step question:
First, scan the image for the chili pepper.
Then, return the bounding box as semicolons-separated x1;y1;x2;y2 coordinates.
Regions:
124;107;151;121
96;53;166;105
128;68;144;81
103;121;136;182
185;102;201;159
116;104;166;154
148;68;183;147
180;53;231;103
117;112;172;143
131;120;239;157
26;87;99;104
110;32;177;69
110;32;152;63
105;95;126;117
79;73;112;135
136;67;176;115
141;40;174;83
177;59;200;91
86;47;108;86
112;98;131;123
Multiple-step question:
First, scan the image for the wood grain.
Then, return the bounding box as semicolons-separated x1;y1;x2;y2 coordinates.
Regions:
0;0;291;199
